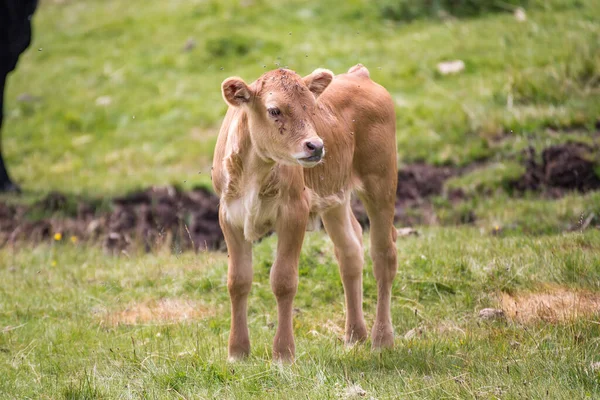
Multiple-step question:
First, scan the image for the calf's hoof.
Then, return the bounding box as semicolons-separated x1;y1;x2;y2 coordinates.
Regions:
228;351;250;362
345;322;368;345
273;337;295;363
272;351;294;364
228;342;250;362
371;323;394;349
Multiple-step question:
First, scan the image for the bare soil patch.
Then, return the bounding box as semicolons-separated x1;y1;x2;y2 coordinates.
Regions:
499;287;600;324
100;298;215;326
510;142;600;196
2;164;458;251
1;142;599;251
0;186;224;252
352;163;458;227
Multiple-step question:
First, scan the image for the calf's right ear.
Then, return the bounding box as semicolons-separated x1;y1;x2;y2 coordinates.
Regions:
222;77;252;107
303;68;334;98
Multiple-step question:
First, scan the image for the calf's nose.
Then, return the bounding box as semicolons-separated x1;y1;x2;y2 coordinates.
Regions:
304;140;324;157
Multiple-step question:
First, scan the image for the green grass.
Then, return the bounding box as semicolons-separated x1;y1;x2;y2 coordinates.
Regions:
445;161;525;196
1;228;600;398
3;0;599;195
2;0;600;398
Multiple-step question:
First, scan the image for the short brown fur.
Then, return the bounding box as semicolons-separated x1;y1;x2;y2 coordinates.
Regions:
212;65;398;362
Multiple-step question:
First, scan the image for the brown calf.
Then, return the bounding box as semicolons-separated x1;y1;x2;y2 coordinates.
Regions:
212;64;398;362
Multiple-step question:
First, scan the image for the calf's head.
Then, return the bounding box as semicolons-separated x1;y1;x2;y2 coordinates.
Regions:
221;68;333;168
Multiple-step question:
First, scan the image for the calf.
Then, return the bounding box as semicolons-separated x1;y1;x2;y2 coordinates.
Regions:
212;64;398;362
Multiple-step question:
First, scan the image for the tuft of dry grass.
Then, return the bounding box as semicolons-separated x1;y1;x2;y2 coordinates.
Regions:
100;298;215;326
500;286;600;324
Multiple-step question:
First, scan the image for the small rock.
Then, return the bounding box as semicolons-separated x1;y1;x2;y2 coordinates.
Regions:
514;7;527;22
397;227;419;237
183;37;196;52
343;384;367;399
17;93;40;103
404;326;425;340
95;96;112;106
436;60;465;75
86;219;103;235
478;308;505;321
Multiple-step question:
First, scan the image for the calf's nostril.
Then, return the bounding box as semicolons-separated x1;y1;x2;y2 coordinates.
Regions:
305;141;324;157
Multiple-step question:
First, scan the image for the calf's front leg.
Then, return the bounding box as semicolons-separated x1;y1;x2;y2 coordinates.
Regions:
221;214;253;361
271;201;308;362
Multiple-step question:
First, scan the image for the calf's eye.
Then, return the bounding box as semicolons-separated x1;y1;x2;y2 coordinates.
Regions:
267;107;281;117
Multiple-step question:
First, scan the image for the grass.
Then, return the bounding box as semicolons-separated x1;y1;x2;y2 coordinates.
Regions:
3;0;599;195
445;161;525;196
2;0;600;398
1;228;600;398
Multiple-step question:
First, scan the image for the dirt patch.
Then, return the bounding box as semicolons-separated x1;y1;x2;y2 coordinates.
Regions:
106;186;223;253
1;164;460;251
2;143;598;252
499;287;600;324
0;186;224;253
352;163;458;227
510;143;600;196
100;298;215;326
396;163;456;205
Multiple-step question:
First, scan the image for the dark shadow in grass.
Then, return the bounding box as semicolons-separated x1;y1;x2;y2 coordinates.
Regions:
378;0;582;23
323;340;465;377
62;371;104;400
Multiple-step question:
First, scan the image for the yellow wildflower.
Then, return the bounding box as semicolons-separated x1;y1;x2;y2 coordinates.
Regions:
51;260;57;267
54;232;62;241
70;235;78;244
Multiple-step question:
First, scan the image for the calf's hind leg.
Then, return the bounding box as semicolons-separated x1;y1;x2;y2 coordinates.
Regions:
358;178;398;349
321;202;368;344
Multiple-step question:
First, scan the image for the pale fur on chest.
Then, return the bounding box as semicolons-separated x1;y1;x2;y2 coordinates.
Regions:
222;176;349;241
222;182;279;242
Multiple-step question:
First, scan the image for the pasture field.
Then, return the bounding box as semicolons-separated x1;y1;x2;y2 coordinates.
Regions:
1;229;600;398
1;0;600;398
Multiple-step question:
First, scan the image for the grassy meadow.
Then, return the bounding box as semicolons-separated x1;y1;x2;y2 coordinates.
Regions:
4;0;600;194
2;229;600;398
1;0;600;398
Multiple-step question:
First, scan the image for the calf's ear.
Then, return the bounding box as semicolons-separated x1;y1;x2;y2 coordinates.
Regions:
303;68;334;98
222;77;252;107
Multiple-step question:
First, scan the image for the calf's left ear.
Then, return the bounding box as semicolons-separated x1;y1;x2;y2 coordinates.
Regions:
303;68;334;98
222;77;252;107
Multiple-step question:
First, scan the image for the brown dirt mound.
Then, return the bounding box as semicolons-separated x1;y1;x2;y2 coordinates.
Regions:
396;163;456;203
352;163;457;227
0;186;224;253
499;287;600;324
510;143;600;195
2;143;598;252
0;164;466;250
1;164;456;251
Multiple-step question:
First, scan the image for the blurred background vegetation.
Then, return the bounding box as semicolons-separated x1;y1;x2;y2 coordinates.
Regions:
4;0;599;195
